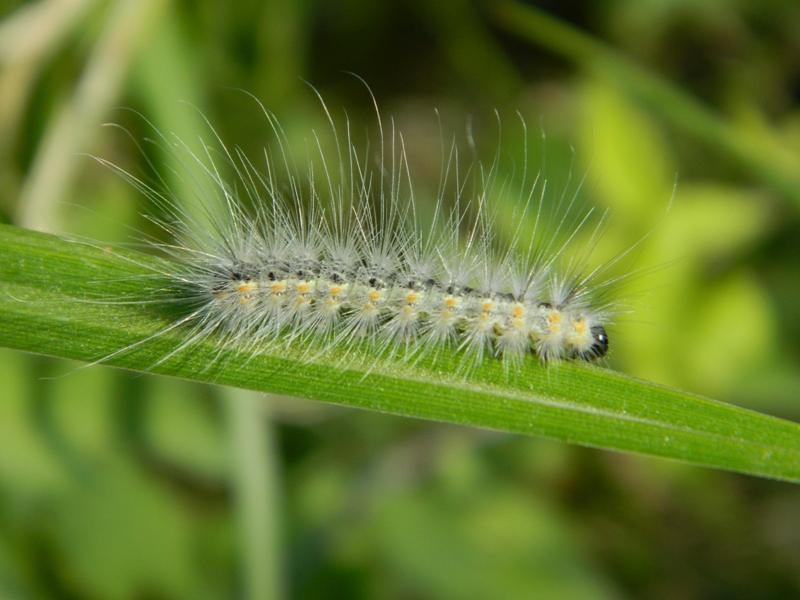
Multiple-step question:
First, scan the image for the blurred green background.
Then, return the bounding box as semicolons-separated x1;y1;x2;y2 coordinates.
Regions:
3;0;800;598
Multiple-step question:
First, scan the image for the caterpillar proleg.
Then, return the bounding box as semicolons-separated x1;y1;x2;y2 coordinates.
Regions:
85;90;626;377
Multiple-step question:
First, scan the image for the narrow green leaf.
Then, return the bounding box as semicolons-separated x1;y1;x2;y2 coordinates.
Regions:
2;223;799;482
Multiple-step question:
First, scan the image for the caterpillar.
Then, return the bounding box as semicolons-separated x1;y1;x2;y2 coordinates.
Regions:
87;90;624;376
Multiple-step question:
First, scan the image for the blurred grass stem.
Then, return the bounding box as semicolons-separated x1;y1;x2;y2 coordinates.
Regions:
227;389;283;600
492;1;800;207
15;0;167;230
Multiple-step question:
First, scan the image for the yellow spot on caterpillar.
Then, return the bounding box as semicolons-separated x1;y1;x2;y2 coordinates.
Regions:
271;282;285;293
482;301;493;312
406;292;419;303
572;318;587;335
445;297;457;308
549;311;561;324
513;304;524;318
369;291;381;301
237;282;257;294
297;283;309;293
329;286;342;296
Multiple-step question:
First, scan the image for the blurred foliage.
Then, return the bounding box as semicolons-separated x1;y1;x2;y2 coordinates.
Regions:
2;0;800;598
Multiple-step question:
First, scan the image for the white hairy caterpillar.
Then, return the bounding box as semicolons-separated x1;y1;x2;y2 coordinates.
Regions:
88;90;627;376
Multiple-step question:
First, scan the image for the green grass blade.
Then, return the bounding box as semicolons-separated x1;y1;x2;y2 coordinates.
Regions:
2;222;800;482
